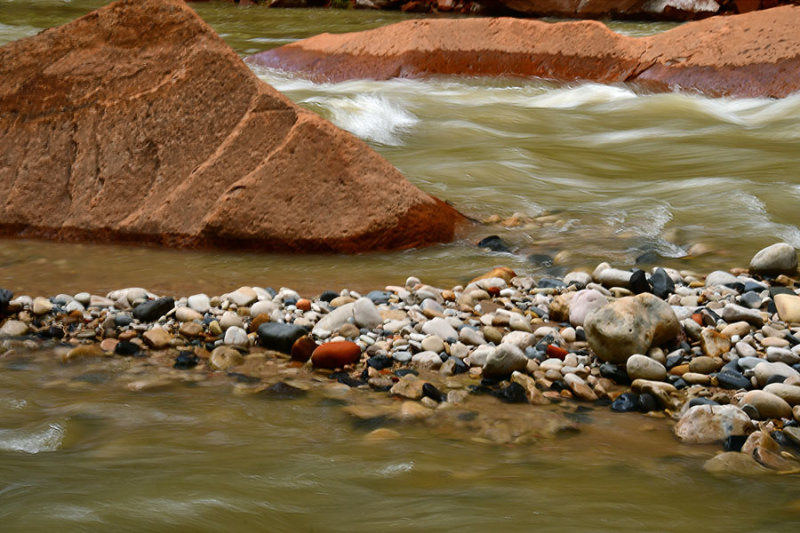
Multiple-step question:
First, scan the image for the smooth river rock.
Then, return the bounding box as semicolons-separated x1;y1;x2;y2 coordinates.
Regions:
0;0;465;253
774;293;800;323
482;342;528;378
625;354;667;381
584;293;680;364
674;404;753;444
311;341;362;369
740;390;793;420
251;7;800;98
749;242;798;276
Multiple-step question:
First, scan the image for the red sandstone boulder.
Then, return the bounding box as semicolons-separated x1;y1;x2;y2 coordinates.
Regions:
311;341;362;369
248;17;645;84
638;6;800;97
0;0;466;253
251;6;800;98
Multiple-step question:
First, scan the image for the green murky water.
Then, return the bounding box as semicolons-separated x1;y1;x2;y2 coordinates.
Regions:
2;2;800;530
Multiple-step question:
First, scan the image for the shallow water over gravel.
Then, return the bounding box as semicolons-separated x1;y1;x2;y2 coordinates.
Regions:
2;2;800;530
3;350;800;532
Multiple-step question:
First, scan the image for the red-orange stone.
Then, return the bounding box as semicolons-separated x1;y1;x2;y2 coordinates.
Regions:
291;335;318;362
296;298;312;312
691;313;704;326
546;344;568;360
311;341;362;370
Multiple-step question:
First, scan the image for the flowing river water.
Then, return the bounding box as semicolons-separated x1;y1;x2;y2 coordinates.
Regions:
2;1;800;530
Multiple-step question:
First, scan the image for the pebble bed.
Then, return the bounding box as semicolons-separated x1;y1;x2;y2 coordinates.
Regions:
2;242;800;476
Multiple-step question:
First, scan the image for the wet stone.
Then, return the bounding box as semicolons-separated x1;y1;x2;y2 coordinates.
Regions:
114;341;141;357
263;381;308;400
689;397;719;408
638;393;658;413
629;270;652;294
257;322;307;354
611;393;639;412
422;383;446;403
599;362;630;384
114;314;133;327
650;268;674;300
0;288;12;316
174;352;198;369
133;297;175;322
493;382;528;403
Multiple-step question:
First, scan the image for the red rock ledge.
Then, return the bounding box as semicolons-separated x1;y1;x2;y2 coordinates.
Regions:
0;0;466;253
248;5;800;98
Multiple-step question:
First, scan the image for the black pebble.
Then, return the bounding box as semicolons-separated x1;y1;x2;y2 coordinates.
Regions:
318;290;339;303
689;397;719;408
493;382;527;403
256;322;308;354
114;341;141;357
422;383;446;403
367;354;393;370
477;235;511;253
366;290;393;305
765;374;787;385
331;372;364;388
451;357;469;375
132;297;175;322
717;369;752;390
114;314;133;327
599;362;630;385
724;435;748;452
0;288;12;316
629;269;652;295
766;300;778;315
665;353;684;369
671;378;688;390
637;393;658;413
174;352;198;369
650;268;675;299
394;368;418;378
769;286;795;298
611;393;639;412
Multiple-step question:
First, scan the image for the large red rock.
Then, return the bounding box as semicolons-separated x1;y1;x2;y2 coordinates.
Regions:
0;0;466;253
251;5;800;98
248;17;646;84
637;6;800;97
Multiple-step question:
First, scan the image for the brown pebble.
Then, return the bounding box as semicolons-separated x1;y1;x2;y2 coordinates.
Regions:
311;341;362;370
249;313;270;333
291;335;318;362
296;298;312;312
99;338;119;352
179;321;204;338
118;330;138;341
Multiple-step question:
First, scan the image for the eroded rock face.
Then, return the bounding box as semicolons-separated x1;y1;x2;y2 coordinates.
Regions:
251;6;800;98
0;0;465;253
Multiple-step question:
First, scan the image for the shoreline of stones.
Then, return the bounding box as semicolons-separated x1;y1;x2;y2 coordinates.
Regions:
2;242;800;475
